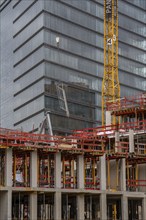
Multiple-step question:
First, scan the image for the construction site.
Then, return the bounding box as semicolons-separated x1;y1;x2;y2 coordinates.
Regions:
0;93;145;219
0;0;146;219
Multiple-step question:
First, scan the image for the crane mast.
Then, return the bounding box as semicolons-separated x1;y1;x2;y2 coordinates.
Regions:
102;0;120;125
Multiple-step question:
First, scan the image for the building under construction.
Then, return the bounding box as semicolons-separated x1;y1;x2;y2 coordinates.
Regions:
0;93;146;220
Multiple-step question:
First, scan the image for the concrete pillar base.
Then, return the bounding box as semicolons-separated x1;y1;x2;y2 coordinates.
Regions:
54;192;61;220
122;195;128;220
30;192;37;220
77;194;84;220
100;193;107;220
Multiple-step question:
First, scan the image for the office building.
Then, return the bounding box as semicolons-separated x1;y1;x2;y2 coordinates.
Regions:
0;0;145;133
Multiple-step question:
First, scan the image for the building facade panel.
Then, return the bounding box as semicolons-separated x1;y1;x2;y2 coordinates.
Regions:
0;1;14;128
13;13;44;50
14;63;45;94
14;96;44;125
14;79;44;109
14;30;44;64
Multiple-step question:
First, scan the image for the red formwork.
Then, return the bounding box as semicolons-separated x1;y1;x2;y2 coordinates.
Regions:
0;120;145;154
0;127;105;154
106;93;146;112
61;155;77;189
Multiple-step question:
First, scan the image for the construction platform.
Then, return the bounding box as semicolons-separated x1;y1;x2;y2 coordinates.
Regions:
0;93;146;220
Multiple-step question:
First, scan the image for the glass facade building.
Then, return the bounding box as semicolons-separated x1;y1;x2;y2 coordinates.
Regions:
0;0;145;133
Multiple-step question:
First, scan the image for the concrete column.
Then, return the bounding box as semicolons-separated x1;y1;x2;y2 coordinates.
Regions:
115;131;120;153
0;190;12;220
120;158;126;191
106;111;112;126
142;197;146;220
30;150;37;187
121;195;128;220
5;148;12;186
100;193;107;220
129;129;134;153
77;194;84;220
30;192;37;220
77;155;84;189
55;152;61;188
54;192;61;220
99;154;106;190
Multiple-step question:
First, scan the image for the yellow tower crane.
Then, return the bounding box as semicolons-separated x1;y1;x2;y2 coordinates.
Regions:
102;0;120;125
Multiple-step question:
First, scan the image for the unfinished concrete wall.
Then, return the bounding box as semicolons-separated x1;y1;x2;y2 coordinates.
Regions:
138;164;146;192
108;160;118;190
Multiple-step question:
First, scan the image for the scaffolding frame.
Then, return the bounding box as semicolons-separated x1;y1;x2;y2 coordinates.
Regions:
61;154;77;189
38;152;54;188
84;156;100;190
13;150;30;187
105;93;146;191
0;93;145;191
106;93;146;114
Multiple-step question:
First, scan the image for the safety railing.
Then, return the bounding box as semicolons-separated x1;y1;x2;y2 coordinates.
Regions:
13;151;30;187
